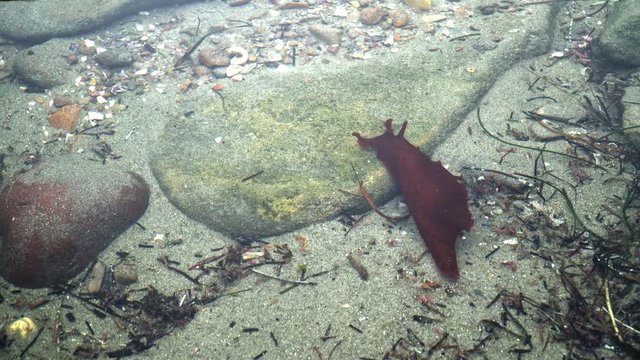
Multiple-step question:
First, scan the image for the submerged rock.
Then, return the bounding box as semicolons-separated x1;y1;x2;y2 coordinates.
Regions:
150;3;556;239
0;0;200;43
13;38;74;89
0;156;150;288
592;0;640;68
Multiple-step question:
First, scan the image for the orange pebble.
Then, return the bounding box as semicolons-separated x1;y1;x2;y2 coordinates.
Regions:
48;104;81;131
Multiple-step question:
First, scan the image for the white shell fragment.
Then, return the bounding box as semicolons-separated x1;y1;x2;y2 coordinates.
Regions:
82;39;95;48
226;64;244;77
242;251;265;260
227;46;249;65
87;111;104;121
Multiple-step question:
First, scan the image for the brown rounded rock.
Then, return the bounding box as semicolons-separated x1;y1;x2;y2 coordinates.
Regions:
0;156;150;288
52;93;73;107
114;261;138;285
198;48;230;67
360;7;385;25
389;9;409;28
95;49;134;68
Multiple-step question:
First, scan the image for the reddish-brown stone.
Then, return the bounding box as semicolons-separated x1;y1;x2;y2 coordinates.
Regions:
0;157;150;288
48;104;81;130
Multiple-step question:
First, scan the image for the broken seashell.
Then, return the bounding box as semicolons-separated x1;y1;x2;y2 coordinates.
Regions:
227;46;249;65
226;64;244;77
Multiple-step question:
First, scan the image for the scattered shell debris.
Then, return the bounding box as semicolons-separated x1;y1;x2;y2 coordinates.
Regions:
227;46;250;65
3;0;528;145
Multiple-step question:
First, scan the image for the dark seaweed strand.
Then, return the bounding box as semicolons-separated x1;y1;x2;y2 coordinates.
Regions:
596;125;640;141
587;0;609;17
514;172;604;241
476;107;607;171
173;30;218;69
241;170;264;182
19;326;44;358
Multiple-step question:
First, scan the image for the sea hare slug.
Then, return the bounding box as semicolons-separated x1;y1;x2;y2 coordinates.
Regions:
353;119;473;279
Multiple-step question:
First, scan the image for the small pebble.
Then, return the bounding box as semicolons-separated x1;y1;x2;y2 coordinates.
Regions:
308;24;343;45
52;93;73;107
211;67;227;79
227;0;251;6
114;261;138;285
389;10;409;28
110;103;128;112
96;49;134;68
85;261;106;294
404;0;432;11
78;39;96;55
479;5;496;15
198;48;230;67
360;7;385;25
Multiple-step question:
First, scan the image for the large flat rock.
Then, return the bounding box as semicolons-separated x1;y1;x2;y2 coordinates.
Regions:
592;0;640;67
151;3;559;238
0;0;197;43
12;38;74;89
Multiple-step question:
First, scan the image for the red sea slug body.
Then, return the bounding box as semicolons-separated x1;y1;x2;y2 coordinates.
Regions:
352;119;473;279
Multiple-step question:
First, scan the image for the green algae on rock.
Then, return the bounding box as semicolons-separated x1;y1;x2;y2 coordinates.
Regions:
150;3;558;238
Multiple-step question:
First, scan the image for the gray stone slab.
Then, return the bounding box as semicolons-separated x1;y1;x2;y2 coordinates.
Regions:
151;3;559;239
0;0;198;43
593;0;640;68
12;38;74;89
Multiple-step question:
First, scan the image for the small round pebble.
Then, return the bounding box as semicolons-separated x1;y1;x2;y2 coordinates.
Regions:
52;93;73;107
85;261;106;294
360;7;385;25
96;49;134;68
198;48;230;67
78;40;96;55
404;0;432;11
389;10;409;28
114;261;138;285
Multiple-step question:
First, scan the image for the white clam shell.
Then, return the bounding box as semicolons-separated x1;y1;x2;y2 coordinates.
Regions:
227;46;249;65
